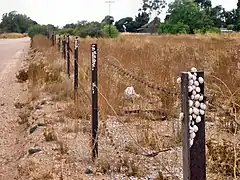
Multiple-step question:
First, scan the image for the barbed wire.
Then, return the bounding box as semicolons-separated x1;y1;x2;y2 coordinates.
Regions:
104;59;178;96
69;57;171;119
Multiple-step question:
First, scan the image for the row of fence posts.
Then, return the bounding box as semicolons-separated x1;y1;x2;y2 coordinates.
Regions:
46;32;206;180
49;33;99;161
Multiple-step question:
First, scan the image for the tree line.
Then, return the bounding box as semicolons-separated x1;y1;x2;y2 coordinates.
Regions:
1;0;240;37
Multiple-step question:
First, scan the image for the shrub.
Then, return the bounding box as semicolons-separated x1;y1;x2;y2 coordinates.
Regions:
158;22;189;34
74;22;103;38
28;24;48;38
102;24;119;38
58;28;74;35
74;25;89;38
205;27;221;33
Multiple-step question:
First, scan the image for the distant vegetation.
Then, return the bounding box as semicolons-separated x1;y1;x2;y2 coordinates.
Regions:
1;0;240;37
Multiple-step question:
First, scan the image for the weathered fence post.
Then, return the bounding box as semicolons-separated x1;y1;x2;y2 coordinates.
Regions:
62;35;66;60
54;32;57;46
66;35;70;78
47;27;49;39
57;35;61;52
51;32;54;46
181;71;206;180
74;37;79;102
91;43;98;161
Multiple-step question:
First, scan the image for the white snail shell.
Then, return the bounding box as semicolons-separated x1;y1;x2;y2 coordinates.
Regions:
189;108;193;114
196;87;201;93
192;75;197;81
195;94;200;100
188;72;193;80
177;77;181;84
194;81;199;86
188;86;193;92
193;125;198;132
192;114;197;119
198;77;204;84
189;115;192;121
200;109;205;115
189;138;194;147
200;103;206;110
199;95;204;101
196;116;201;123
190;132;196;139
179;112;184;120
189;100;193;107
191;67;197;73
192;90;197;95
195;101;200;108
189;79;194;86
191;95;195;100
189;126;194;133
193;107;199;115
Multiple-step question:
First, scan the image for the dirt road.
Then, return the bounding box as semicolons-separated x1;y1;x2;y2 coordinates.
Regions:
0;38;30;180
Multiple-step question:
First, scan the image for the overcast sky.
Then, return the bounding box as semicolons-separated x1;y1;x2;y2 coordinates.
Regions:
0;0;238;27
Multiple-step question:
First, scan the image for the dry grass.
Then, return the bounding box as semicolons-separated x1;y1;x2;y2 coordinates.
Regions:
18;33;240;179
0;32;26;39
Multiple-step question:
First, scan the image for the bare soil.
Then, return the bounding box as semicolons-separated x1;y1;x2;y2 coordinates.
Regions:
0;38;30;179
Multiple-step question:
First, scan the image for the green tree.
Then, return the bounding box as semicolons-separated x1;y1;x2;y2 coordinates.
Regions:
224;10;237;26
209;5;226;28
101;15;114;25
114;17;137;32
135;12;150;28
158;22;189;34
0;11;37;33
58;28;75;35
139;0;167;16
194;0;212;10
63;23;77;29
166;0;212;33
87;21;103;37
114;12;150;33
28;24;48;38
73;21;103;38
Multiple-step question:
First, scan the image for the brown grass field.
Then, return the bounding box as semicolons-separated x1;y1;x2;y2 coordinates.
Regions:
16;33;240;179
0;32;26;39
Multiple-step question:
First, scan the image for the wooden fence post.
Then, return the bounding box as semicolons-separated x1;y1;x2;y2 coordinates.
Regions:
91;43;98;161
57;35;61;52
62;35;66;60
66;35;70;78
51;32;54;46
181;71;206;180
74;37;79;102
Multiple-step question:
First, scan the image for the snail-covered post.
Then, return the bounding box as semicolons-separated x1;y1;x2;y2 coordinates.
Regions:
181;69;206;180
74;37;79;102
91;43;98;161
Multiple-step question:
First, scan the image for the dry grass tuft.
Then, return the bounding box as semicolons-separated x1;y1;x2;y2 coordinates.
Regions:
0;32;26;39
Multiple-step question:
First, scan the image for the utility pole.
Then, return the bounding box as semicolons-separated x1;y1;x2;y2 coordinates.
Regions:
105;0;114;38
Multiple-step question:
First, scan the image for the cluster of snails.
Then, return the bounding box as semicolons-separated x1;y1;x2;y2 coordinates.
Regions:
177;67;207;148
